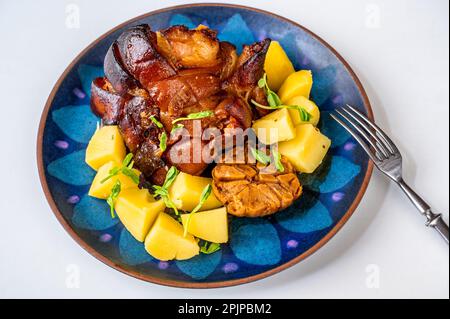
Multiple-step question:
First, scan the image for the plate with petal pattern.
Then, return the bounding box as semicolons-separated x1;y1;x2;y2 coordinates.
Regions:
37;4;373;288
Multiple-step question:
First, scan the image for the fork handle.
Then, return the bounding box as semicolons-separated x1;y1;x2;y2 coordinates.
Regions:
398;180;449;244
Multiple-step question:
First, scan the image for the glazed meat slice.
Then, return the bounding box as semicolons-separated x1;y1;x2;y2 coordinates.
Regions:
223;38;271;117
157;25;221;69
104;41;139;94
90;77;125;124
115;24;176;90
223;39;270;97
212;155;302;217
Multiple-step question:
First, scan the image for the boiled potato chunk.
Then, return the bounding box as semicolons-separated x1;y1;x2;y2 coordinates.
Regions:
181;207;228;243
286;96;321;126
145;212;199;261
115;188;165;242
264;41;295;91
252;108;296;144
85;125;126;170
168;172;222;212
278;124;331;173
278;70;313;103
88;161;139;199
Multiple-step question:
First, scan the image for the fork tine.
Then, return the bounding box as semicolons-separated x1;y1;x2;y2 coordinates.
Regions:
340;106;391;158
335;110;387;159
330;113;381;162
345;104;399;154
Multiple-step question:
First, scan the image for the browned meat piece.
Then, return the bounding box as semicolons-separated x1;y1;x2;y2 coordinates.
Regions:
164;138;209;176
104;41;139;94
90;77;125;124
157;25;220;69
116;24;176;90
223;39;270;98
219;42;238;80
214;96;253;129
212;156;302;217
147;71;221;130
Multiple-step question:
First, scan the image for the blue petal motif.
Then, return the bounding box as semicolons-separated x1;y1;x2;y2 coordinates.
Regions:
176;250;222;280
47;150;95;186
72;195;119;230
311;65;337;106
317;156;361;193
218;14;255;54
52;105;99;143
119;228;153;266
276;201;333;233
77;64;104;98
320;111;351;147
169;14;196;29
230;218;281;266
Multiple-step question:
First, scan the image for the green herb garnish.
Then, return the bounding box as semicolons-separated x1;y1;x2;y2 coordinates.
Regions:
106;180;121;218
171;111;214;125
253;73;312;122
273;150;284;172
250;147;271;165
183;184;212;237
149;115;163;129
159;131;168;152
170;123;184;135
152;166;180;215
101;153;140;184
200;241;221;254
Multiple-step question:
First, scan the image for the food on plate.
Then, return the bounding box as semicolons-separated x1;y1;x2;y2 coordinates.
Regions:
181;207;228;243
91;24;267;180
115;188;165;242
84;24;331;261
263;41;295;91
89;161;140;199
85;125;126;170
212;156;302;217
278;70;313;102
144;212;199;261
252;108;296;144
286;96;320;126
168;172;222;212
278;124;331;173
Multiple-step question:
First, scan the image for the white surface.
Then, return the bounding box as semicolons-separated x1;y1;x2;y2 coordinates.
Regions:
0;0;448;299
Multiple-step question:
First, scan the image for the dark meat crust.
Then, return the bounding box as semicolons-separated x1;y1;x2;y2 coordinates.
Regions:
116;24;176;90
158;25;220;69
90;77;125;125
104;41;139;94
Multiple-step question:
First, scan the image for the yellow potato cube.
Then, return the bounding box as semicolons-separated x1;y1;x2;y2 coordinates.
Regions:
278;124;331;173
144;212;199;261
252;108;296;144
85;125;126;170
278;70;313;103
168;172;223;212
115;188;165;242
264;41;295;91
181;207;228;243
88;161;139;199
286;96;321;126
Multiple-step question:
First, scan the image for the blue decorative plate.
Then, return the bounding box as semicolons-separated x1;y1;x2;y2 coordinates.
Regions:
37;4;373;288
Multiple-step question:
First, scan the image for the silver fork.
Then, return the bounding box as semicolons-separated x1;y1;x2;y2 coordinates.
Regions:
331;104;449;244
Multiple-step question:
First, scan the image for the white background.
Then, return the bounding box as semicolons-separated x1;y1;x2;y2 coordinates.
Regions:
0;0;448;299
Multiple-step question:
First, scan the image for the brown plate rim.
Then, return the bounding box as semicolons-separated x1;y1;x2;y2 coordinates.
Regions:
37;2;374;289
